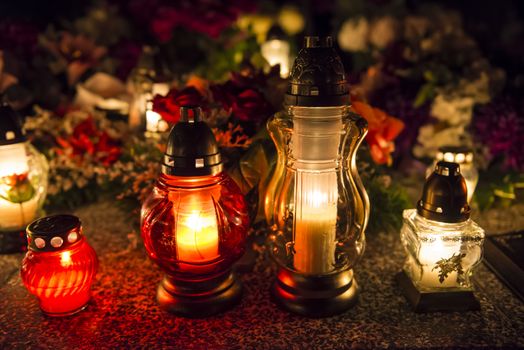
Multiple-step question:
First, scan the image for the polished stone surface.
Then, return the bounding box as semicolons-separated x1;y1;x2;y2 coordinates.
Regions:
0;201;523;349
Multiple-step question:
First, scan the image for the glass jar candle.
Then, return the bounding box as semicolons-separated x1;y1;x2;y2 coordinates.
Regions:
21;215;98;316
266;37;370;317
141;106;249;317
398;161;485;312
0;104;48;253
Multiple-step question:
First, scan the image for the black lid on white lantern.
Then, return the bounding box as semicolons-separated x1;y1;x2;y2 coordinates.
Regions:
0;103;26;146
417;161;470;223
161;106;223;176
266;24;286;41
26;215;83;252
285;36;349;107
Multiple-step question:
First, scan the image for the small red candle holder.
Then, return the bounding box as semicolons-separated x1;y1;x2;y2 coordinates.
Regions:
21;215;98;316
141;106;249;317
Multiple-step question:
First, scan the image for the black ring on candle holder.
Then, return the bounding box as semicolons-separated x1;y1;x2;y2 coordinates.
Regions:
271;267;358;317
156;270;242;318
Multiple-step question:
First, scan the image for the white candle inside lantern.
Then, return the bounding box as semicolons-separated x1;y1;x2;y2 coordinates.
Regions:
0;143;38;230
417;237;462;288
261;39;291;78
0;142;29;177
293;174;338;273
290;108;342;274
174;194;219;265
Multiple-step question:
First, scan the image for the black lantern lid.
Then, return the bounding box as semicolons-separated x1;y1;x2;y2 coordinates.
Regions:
266;24;286;41
0;103;26;146
27;215;83;252
417;161;470;223
162;106;223;176
285;36;349;107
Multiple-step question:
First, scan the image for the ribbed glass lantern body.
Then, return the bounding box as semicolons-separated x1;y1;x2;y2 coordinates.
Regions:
0;142;48;232
267;106;369;275
141;172;249;279
21;238;98;316
400;209;484;291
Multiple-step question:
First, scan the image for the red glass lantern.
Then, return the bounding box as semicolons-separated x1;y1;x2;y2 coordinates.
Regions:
21;215;98;316
141;106;249;317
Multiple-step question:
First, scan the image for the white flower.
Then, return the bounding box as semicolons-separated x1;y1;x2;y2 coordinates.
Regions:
413;124;472;158
430;94;474;126
338;18;369;52
369;16;398;49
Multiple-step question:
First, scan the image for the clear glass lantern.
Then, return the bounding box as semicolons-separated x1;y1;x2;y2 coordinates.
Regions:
0;104;48;253
427;146;478;203
140;107;249;317
398;161;485;312
266;37;370;317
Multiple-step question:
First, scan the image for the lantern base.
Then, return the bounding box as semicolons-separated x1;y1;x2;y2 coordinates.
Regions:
396;270;480;313
157;270;242;318
271;267;358;317
40;290;92;317
0;229;27;254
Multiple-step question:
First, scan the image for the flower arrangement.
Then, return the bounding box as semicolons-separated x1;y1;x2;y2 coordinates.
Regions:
1;0;520;236
334;1;522;208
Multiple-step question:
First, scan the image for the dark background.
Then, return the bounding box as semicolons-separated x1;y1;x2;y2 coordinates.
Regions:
1;0;522;74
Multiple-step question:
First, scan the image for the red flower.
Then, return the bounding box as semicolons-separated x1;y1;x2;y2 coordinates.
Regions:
55;117;121;166
211;81;273;122
152;86;204;123
146;0;255;42
351;101;405;165
231;88;272;122
110;40;142;80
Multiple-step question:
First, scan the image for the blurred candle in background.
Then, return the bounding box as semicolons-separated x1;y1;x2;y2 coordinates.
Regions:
0;104;48;253
261;25;291;78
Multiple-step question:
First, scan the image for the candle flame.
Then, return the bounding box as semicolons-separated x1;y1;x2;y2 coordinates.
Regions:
61;251;72;267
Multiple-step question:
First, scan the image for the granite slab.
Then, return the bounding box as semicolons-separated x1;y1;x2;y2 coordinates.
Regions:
0;201;523;349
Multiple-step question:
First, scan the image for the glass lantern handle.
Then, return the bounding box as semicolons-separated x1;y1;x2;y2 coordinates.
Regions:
345;112;370;247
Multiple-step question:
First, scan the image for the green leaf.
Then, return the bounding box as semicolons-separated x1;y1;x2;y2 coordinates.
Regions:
363;175;411;234
432;253;466;284
413;83;434;108
0;177;35;203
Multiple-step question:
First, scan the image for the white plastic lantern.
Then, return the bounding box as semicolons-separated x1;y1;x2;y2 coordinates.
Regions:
0;104;48;253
